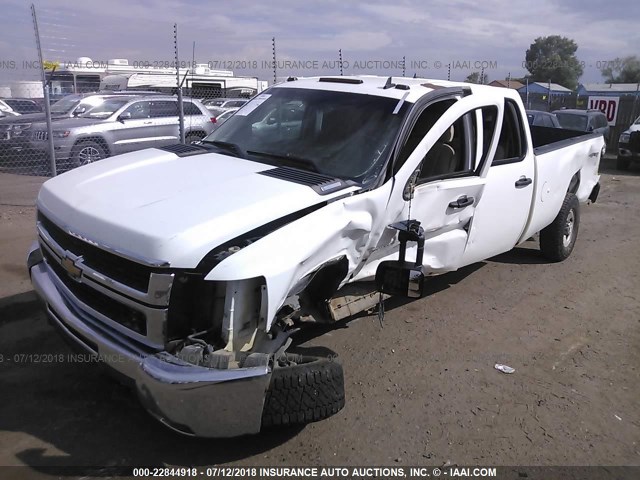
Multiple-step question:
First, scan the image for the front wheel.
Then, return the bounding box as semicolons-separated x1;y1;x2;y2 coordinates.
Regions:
261;346;345;429
539;193;580;262
71;140;107;168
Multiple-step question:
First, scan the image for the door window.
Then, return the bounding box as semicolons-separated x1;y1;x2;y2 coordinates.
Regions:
493;99;526;165
183;102;202;116
150;101;179;118
122;101;151;119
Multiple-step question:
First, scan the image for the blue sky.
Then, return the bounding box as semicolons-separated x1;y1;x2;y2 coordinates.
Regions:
1;0;639;85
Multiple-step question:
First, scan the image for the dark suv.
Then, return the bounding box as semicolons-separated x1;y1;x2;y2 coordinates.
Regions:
552;109;610;144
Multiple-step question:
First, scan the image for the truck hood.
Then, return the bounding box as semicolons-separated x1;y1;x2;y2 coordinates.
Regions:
37;148;356;268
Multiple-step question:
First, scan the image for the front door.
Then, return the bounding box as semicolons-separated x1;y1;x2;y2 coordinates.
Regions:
389;93;501;274
111;100;154;154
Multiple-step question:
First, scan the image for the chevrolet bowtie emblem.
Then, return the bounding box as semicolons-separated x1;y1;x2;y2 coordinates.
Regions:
61;254;83;281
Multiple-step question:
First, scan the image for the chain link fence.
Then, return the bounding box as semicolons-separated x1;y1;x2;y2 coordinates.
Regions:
0;5;266;178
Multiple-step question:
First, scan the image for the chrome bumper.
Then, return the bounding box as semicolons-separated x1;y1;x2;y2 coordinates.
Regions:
28;243;272;437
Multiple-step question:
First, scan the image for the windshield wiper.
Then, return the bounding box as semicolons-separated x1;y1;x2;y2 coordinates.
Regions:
201;140;247;159
247;150;319;172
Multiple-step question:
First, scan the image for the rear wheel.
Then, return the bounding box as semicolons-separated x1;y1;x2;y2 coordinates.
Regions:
261;347;345;429
540;193;580;262
71;140;107;168
617;155;630;170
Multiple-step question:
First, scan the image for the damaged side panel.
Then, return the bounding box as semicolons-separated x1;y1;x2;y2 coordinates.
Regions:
206;180;397;331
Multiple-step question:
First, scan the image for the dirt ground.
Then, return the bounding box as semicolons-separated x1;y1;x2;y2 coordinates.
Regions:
0;158;638;477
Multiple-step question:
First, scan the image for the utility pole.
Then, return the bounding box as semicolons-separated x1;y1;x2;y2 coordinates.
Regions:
31;4;56;176
272;37;277;85
174;23;185;143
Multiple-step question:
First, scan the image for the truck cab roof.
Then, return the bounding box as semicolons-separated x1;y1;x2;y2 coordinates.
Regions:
275;75;520;105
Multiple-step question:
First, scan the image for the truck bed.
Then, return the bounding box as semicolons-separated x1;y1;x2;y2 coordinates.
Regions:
530;125;601;155
519;126;603;242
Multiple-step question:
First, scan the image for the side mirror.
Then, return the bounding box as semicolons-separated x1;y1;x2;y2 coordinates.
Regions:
266;116;277;125
117;112;131;123
73;106;86;116
588;125;594;132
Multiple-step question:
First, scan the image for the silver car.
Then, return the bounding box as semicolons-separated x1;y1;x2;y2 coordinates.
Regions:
29;95;215;168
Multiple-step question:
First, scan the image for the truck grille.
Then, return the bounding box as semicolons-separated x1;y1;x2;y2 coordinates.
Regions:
37;211;174;347
43;248;147;335
38;212;153;292
33;131;48;141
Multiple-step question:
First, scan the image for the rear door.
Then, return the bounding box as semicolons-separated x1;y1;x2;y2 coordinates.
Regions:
148;100;180;147
460;98;535;266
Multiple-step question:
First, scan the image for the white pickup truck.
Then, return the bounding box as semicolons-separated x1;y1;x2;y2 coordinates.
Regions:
28;76;602;437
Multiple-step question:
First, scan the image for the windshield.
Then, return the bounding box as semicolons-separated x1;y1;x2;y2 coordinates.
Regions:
78;98;130;119
555;112;588;131
50;95;83;114
202;87;408;185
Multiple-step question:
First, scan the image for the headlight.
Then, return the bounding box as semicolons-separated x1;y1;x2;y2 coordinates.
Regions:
12;123;32;131
619;132;630;143
52;130;70;138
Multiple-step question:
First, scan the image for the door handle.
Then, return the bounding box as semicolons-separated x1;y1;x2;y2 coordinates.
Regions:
143;121;153;125
515;176;532;187
448;195;475;209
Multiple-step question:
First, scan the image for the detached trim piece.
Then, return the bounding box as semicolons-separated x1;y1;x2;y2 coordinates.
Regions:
196;202;327;272
259;167;351;195
158;144;208;157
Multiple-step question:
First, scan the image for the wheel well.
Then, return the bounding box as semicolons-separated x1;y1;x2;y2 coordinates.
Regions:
303;256;349;301
73;136;110;156
567;171;580;194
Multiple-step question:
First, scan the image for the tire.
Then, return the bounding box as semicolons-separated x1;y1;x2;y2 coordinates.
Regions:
261;347;345;429
71;140;107;168
617;155;630;171
540;193;580;262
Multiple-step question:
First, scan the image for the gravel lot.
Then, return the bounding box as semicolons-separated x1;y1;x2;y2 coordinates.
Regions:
0;158;638;477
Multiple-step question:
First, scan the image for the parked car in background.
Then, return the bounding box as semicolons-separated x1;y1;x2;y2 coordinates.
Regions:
526;110;561;128
0;98;42;115
553;109;610;145
203;98;248;109
28;96;215;168
617;115;640;170
0;93;147;156
0;110;20;119
209;107;239;132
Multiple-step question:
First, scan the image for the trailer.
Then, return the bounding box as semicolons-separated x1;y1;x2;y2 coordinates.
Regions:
46;57;265;101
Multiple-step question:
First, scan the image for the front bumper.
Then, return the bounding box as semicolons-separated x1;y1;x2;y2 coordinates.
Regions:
29;136;74;160
28;243;272;437
618;142;640;160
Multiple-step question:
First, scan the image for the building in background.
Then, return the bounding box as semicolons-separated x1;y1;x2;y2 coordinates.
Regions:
488;79;524;90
